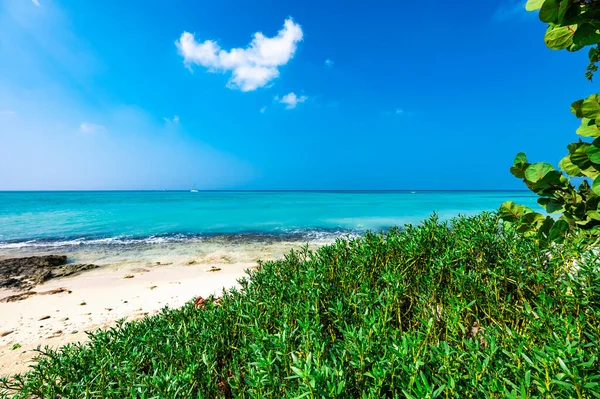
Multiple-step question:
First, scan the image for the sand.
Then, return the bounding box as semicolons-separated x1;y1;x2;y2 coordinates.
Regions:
0;261;253;376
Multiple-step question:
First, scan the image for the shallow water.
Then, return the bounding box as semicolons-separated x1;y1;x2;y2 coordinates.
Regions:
0;191;538;265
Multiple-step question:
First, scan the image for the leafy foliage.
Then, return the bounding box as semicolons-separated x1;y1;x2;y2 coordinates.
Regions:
1;214;599;398
502;0;600;241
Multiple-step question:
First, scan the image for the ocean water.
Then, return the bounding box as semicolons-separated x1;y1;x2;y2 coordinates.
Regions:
0;191;538;250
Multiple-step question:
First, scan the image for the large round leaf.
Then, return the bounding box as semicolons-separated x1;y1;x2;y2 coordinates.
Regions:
544;25;576;50
557;0;571;23
513;152;528;165
576;118;600;137
526;0;545;11
559;154;581;176
573;23;600;46
499;201;533;223
525;162;555;183
593;176;600;196
587;210;600;221
546;199;565;214
539;0;559;23
549;219;570;243
571;99;584;118
588;138;600;164
580;94;600;118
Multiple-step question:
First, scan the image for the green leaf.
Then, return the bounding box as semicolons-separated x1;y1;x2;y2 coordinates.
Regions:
522;211;547;225
571;99;584;118
559;154;581;176
539;0;559;23
538;216;555;238
580;94;600;118
511;153;530;179
549;219;570;242
526;0;545;11
544;25;576;50
576;118;600;137
499;201;534;222
546;199;565;214
587;210;600;221
593;176;600;195
525;162;555;183
588;138;600;164
514;152;528;165
573;23;600;47
581;166;600;179
557;0;571;23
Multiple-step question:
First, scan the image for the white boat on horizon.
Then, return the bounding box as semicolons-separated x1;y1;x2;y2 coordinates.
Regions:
190;189;199;193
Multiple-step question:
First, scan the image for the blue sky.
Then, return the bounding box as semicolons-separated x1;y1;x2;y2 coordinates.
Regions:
0;0;596;190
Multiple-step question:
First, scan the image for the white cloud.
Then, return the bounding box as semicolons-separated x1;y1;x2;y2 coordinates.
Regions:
176;18;303;92
276;92;307;109
493;1;531;21
395;108;404;115
325;58;334;68
163;115;180;124
260;106;267;114
0;110;16;115
32;0;40;6
80;122;106;133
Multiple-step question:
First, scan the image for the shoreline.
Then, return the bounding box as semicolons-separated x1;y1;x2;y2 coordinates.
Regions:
0;239;331;376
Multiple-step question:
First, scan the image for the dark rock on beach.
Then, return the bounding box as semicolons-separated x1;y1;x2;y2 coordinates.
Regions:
0;255;98;291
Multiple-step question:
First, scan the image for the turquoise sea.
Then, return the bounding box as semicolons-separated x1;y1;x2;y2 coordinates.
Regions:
0;191;538;249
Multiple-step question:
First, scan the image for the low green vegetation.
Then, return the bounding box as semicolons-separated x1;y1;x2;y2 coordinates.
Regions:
2;213;599;398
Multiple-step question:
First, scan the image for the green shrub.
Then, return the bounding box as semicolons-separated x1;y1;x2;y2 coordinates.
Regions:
1;213;599;398
502;0;600;240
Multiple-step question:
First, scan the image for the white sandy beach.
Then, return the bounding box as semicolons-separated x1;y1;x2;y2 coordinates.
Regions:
0;239;330;376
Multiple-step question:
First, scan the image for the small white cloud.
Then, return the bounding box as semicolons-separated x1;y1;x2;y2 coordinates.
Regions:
163;115;180;124
383;108;408;116
32;0;40;6
325;58;334;68
176;18;303;92
494;0;530;21
260;106;267;114
0;110;16;115
80;122;106;133
276;92;307;110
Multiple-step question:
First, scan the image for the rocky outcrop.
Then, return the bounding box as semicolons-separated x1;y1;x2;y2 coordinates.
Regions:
0;255;98;290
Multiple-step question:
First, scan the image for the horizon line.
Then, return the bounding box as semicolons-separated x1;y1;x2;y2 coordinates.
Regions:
0;189;532;193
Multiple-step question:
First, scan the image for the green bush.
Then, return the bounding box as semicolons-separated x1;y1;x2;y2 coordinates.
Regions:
1;213;599;398
502;0;600;240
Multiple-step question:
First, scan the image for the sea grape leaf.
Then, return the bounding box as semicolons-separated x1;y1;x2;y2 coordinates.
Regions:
526;0;545;11
538;216;555;239
587;210;600;221
571;99;584;118
546;199;565;214
580;94;600;118
499;201;534;222
521;212;545;227
549;219;570;242
581;166;600;179
525;162;555;183
573;23;600;47
539;0;559;23
588;138;600;163
557;0;571;23
544;25;576;50
593;176;600;195
514;152;528;165
576;118;600;137
559;154;581;176
511;152;530;178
